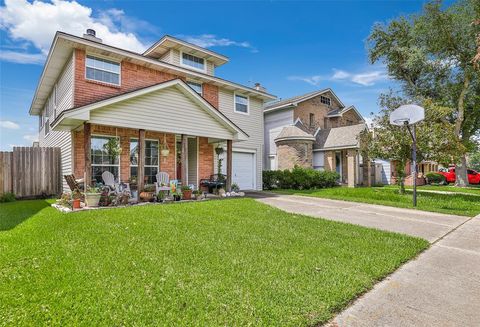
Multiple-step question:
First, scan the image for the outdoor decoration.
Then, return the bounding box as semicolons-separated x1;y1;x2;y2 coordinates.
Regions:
140;185;156;202
181;185;192;200
84;186;102;207
160;134;170;162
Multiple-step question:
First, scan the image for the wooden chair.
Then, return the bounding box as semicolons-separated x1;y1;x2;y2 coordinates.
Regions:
155;172;171;194
64;174;83;192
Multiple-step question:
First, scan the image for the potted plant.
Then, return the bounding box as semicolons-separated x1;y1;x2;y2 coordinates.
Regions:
193;189;202;200
72;189;82;209
172;190;182;201
181;185;192;200
84;186;102;207
140;185;156;202
157;190;166;203
129;176;138;199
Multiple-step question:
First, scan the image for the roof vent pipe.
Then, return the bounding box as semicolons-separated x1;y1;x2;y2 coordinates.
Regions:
254;83;266;92
83;29;102;43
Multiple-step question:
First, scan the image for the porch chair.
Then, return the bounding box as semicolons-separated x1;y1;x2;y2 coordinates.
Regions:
102;171;119;193
64;174;84;192
155;172;171;194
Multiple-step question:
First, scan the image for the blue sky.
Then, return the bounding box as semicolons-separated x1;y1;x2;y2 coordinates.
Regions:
0;0;444;150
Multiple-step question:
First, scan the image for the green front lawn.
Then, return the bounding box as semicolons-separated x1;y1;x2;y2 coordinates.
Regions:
0;199;427;326
385;184;480;195
274;187;480;217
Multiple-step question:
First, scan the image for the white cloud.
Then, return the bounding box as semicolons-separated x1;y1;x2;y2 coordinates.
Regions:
0;0;150;64
0;120;20;129
289;68;389;87
0;50;45;64
178;34;257;52
23;134;38;142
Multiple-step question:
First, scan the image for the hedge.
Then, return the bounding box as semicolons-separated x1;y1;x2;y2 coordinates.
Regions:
263;166;340;190
425;172;446;185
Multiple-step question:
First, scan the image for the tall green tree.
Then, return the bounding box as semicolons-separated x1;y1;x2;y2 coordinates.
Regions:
368;0;480;186
360;93;462;193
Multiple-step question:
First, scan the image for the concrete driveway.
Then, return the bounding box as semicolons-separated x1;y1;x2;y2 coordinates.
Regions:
249;192;480;326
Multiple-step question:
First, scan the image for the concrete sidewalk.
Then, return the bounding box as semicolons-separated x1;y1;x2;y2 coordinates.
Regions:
249;192;479;326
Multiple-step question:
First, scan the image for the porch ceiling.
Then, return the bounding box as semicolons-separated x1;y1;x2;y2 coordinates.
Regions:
52;79;248;141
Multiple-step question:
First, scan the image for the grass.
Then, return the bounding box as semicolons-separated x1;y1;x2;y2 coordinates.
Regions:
0;199;427;326
273;187;480;217
385;184;480;195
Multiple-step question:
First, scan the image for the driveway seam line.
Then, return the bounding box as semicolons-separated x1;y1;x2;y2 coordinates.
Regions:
431;216;474;245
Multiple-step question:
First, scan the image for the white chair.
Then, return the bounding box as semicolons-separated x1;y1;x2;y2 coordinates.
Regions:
102;171;119;192
155;172;171;194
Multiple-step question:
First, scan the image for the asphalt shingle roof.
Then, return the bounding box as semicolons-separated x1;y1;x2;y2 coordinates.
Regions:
314;123;366;150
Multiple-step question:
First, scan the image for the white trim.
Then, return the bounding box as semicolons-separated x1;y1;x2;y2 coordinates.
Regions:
186;80;203;95
129;138;160;181
263;88;345;113
294;117;304;126
232;149;257;190
85;53;121;87
53;79;248;141
319;145;360;151
90;134;121;181
313;127;321;137
234;92;249;115
275;136;316;143
180;50;207;73
143;35;229;64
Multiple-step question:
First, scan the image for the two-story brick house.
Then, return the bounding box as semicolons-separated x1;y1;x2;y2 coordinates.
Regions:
264;89;368;187
33;30;275;193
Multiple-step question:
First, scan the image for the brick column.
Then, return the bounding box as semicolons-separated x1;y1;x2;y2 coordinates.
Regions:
226;139;232;191
347;149;357;188
137;129;145;199
83;123;91;187
325;151;335;171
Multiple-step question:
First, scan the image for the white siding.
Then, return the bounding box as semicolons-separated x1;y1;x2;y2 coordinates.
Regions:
206;61;215;75
89;86;234;140
159;50;173;63
38;52;74;192
218;89;264;190
263;108;294;169
171;49;181;65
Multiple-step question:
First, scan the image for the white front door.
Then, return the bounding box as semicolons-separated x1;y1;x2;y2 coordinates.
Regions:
232;151;255;190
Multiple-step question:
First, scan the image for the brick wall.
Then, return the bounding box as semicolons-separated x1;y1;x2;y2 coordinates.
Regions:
276;140;313;170
73;49;219;109
73;124;214;185
293;94;342;133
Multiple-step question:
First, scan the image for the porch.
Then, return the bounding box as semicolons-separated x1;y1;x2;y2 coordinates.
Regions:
324;149;374;187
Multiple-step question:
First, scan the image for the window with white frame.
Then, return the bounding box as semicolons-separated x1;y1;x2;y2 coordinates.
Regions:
86;55;120;85
130;139;159;184
234;94;249;114
187;81;203;95
181;53;205;71
320;95;331;106
91;136;120;184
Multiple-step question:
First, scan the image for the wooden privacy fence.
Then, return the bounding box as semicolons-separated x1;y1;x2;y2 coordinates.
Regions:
0;147;61;198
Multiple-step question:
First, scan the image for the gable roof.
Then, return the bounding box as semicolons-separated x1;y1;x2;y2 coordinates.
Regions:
314;123;367;150
326;105;364;121
51;79;249;141
29;31;275;115
264;88;345;112
143;35;229;66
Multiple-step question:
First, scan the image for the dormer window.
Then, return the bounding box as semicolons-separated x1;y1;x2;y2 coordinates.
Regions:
181;52;205;71
86;55;120;85
320;95;331;106
187;81;203;95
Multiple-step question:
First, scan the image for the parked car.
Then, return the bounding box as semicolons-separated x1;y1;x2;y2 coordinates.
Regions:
438;167;480;184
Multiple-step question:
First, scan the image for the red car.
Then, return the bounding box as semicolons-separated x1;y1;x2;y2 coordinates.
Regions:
438;167;480;184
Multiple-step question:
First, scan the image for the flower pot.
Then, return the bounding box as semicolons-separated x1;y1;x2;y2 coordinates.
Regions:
182;189;192;200
161;149;170;157
72;198;81;209
140;191;155;202
85;193;101;207
173;195;182;201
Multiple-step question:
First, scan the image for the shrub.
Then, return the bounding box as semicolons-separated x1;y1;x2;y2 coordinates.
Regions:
0;192;16;203
262;166;339;190
425;172;446;185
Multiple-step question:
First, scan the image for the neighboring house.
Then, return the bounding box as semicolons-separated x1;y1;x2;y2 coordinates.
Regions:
33;30;276;192
264;89;370;187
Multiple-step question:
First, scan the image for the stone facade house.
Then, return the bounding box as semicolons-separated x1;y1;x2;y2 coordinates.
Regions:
264;89;370;187
33;30;276;193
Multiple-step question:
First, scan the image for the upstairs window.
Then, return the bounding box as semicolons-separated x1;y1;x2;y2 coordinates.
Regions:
309;113;315;127
187;81;203;95
181;53;205;71
86;55;120;85
320;95;331;106
234;94;249;114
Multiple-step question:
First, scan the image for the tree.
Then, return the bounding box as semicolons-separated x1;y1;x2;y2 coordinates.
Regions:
368;0;480;186
360;92;463;193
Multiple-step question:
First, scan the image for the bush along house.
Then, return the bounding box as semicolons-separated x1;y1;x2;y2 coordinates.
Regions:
264;89;375;187
33;29;276;195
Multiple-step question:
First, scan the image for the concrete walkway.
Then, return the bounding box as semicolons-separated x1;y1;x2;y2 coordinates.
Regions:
248;192;480;326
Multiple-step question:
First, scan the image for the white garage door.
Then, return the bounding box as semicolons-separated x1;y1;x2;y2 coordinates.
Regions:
233;151;255;190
